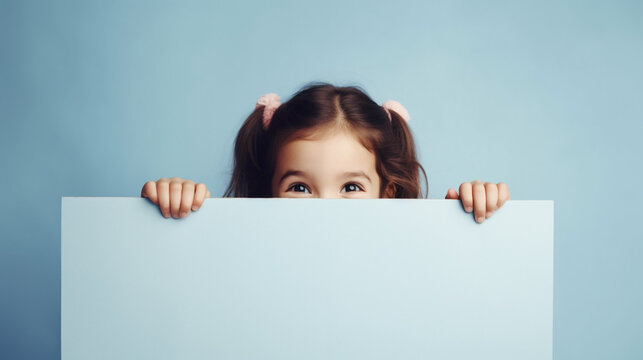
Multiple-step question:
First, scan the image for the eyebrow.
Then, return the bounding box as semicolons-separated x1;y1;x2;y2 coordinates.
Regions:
341;171;372;183
279;170;307;184
279;169;372;184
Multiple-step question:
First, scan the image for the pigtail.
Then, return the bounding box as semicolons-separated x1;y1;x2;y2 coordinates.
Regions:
382;110;429;198
223;106;272;197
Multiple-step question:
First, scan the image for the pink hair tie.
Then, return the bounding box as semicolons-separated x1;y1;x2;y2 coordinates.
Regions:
382;100;410;123
255;93;282;130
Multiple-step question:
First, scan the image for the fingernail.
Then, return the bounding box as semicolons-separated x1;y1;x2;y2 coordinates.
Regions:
180;211;188;218
163;212;169;218
465;207;473;213
486;211;493;218
192;205;198;211
477;217;484;223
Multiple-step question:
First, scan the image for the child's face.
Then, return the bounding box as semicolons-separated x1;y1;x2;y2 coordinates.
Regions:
271;127;382;198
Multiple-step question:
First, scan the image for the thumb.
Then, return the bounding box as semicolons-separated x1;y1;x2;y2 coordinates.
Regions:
445;188;459;199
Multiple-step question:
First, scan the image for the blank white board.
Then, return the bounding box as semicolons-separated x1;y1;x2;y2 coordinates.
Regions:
61;197;553;360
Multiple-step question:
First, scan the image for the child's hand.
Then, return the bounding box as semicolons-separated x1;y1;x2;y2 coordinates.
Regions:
141;177;211;219
445;180;511;224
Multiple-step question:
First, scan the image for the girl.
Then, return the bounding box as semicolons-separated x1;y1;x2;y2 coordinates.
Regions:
141;82;510;224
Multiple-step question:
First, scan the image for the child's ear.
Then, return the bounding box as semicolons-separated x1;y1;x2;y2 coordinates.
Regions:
383;182;396;198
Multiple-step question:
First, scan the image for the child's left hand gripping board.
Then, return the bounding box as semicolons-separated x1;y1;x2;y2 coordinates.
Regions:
445;180;511;224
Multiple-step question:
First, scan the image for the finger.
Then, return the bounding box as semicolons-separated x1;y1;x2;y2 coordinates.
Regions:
459;182;473;212
169;180;183;218
472;180;486;223
497;182;511;207
206;189;211;198
193;183;207;210
179;181;195;218
141;181;158;204
485;182;499;218
445;188;458;199
157;180;171;218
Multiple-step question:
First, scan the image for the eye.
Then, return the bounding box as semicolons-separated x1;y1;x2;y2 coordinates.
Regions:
341;183;364;193
286;183;311;194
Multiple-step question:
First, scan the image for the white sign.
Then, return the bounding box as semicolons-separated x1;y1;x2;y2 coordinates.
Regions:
62;197;553;359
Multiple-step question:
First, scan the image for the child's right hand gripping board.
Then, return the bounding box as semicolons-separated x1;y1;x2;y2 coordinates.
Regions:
61;197;553;360
141;177;211;219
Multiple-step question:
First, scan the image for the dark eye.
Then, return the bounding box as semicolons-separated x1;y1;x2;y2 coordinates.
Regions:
341;183;364;193
287;183;311;194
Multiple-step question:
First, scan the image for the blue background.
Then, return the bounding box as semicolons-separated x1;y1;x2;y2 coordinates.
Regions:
1;0;641;359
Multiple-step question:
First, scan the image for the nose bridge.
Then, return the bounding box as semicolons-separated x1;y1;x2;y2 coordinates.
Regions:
313;175;340;199
317;188;340;199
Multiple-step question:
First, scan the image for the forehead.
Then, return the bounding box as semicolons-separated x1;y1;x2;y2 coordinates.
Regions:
274;127;377;176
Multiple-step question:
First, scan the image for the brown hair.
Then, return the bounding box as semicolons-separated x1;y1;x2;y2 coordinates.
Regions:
223;82;428;198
